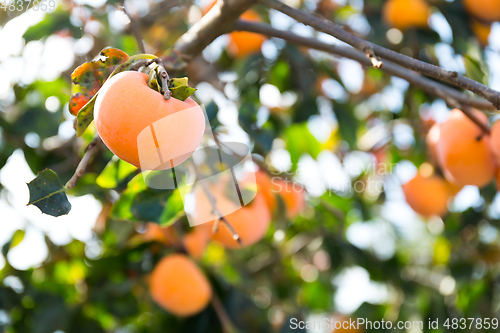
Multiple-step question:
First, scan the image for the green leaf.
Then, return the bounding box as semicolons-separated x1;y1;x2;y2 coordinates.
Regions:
463;54;485;84
147;70;161;94
110;174;184;224
27;169;71;217
131;189;174;222
334;103;358;148
69;48;129;116
159;190;185;227
76;94;98;136
96;157;137;189
283;123;322;168
10;230;25;249
168;77;196;101
161;48;187;71
169;77;189;88
110;175;147;221
23;8;81;42
169;86;197;101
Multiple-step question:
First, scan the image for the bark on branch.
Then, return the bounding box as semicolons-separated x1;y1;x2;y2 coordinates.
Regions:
258;0;500;109
66;135;101;189
174;0;257;56
233;20;495;117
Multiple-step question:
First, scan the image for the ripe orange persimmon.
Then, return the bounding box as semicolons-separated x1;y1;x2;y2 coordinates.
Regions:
194;179;271;248
382;0;430;30
272;178;306;218
210;192;270;248
203;1;265;58
139;223;170;244
182;227;210;259
471;19;491;46
316;0;341;17
255;169;278;211
496;168;500;191
228;10;266;58
489;120;500;162
437;109;496;187
137;223;180;246
426;122;440;165
149;254;212;316
463;0;500;22
252;170;306;218
94;71;205;170
402;172;452;217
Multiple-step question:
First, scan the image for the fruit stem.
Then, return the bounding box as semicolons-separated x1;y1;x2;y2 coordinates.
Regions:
66;134;101;189
157;64;172;100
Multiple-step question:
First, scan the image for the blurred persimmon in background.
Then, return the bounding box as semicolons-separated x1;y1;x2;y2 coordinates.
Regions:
382;0;430;30
149;254;212;316
462;0;500;22
436;109;496;187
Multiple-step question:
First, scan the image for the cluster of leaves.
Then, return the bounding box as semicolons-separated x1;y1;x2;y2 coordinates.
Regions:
1;0;500;332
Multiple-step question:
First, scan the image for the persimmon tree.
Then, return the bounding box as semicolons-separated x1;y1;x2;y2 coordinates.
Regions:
1;0;500;332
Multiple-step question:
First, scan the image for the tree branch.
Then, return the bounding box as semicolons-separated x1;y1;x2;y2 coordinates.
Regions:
233;20;495;130
191;162;243;245
122;5;146;53
66;135;101;189
258;0;500;109
211;293;239;333
174;0;256;56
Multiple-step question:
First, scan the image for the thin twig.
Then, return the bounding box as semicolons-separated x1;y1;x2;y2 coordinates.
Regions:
191;162;242;245
233;20;496;118
435;91;491;134
258;0;500;109
121;5;146;53
130;58;161;71
66;135;101;189
157;64;172;100
365;48;383;68
211;293;239;333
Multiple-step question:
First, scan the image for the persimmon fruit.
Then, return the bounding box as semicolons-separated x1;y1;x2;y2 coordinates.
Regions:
252;170;306;218
496;168;500;191
402;172;452;217
426;122;440;166
251;170;306;218
94;71;205;170
382;0;430;30
209;192;271;248
195;179;271;249
272;178;306;218
254;169;278;211
139;223;178;245
227;10;266;58
471;19;491;46
203;1;265;58
149;254;212;316
489;119;500;162
462;0;500;22
182;227;210;259
437;109;496;187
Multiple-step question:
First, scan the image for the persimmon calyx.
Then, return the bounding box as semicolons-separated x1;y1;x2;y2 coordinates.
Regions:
145;62;171;100
145;63;197;102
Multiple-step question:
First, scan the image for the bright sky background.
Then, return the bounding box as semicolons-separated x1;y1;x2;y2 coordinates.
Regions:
0;0;500;323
